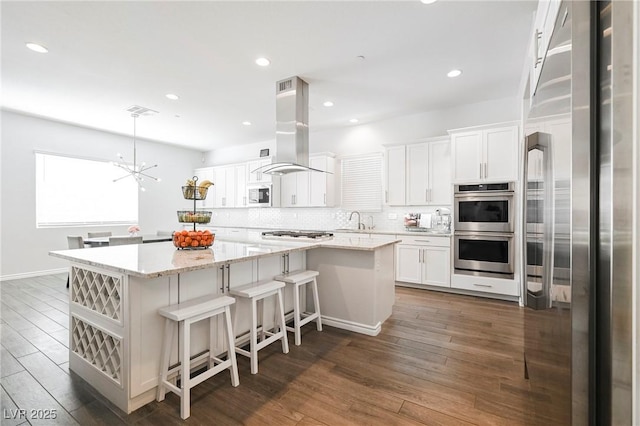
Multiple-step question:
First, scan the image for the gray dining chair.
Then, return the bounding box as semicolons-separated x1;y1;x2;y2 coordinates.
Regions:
109;236;143;246
88;231;112;238
66;236;85;288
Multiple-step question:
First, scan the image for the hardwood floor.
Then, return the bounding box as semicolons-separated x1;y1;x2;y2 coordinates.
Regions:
1;274;565;425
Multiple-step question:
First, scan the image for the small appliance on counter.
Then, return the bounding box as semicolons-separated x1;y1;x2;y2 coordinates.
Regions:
432;208;452;233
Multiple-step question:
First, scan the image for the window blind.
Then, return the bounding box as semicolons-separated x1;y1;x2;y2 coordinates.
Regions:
341;153;383;212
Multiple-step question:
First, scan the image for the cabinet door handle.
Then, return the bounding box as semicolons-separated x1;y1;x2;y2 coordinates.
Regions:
225;264;231;292
534;30;543;68
385;190;388;203
220;265;225;292
243;196;246;205
479;163;482;179
414;239;431;243
324;193;326;205
473;283;492;288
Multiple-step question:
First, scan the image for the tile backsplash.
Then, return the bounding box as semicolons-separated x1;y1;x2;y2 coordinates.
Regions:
208;205;450;232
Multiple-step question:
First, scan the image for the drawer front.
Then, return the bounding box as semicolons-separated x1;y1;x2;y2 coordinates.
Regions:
396;235;451;247
451;275;519;296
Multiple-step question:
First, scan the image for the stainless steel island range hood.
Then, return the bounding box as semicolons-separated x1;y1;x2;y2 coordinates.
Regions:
256;76;328;175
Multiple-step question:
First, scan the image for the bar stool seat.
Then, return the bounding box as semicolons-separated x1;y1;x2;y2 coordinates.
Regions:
229;280;289;374
274;270;322;346
156;294;239;420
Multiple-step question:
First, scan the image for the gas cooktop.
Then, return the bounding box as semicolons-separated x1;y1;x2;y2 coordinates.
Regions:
261;230;334;241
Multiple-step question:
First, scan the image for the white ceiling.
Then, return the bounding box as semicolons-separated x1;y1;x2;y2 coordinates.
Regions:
1;1;536;152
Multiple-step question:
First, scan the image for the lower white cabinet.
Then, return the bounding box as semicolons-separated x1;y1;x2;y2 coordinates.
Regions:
395;236;451;288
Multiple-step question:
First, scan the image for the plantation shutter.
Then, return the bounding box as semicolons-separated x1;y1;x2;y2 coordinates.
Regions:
340;153;383;211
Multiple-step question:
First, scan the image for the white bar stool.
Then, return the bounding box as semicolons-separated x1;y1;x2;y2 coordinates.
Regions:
274;270;322;346
229;280;289;374
156;294;239;420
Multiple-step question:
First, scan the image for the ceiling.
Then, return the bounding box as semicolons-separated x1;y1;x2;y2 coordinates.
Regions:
1;1;536;152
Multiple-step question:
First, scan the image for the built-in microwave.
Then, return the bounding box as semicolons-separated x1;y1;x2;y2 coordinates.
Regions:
247;185;271;206
454;182;515;233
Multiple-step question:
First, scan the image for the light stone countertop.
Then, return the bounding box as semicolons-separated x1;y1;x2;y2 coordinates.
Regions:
50;237;400;278
332;228;451;237
199;224;451;237
319;236;401;250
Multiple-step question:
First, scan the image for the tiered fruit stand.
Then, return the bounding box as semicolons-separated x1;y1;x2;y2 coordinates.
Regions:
173;176;214;249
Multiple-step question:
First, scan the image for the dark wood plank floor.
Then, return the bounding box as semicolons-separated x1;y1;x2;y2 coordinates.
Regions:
1;274;564;425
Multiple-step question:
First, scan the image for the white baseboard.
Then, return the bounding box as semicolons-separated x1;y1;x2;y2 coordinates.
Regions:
321;315;381;336
0;268;67;282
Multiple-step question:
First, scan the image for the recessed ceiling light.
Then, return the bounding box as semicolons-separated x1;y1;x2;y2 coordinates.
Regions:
323;101;334;107
447;69;463;78
255;57;270;67
175;114;181;118
26;42;48;53
242;121;252;126
349;118;359;123
420;0;438;4
165;93;179;100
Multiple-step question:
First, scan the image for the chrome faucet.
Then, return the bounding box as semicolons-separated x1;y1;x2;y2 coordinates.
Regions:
348;211;365;230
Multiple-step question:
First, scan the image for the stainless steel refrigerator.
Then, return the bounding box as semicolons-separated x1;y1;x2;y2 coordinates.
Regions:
523;1;635;424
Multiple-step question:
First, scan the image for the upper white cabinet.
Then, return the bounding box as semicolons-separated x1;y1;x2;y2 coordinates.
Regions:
212;163;247;208
193;167;215;208
247;158;272;184
280;170;309;207
309;155;336;207
234;164;247;207
281;153;336;208
213;165;234;208
385;146;406;205
450;124;519;183
530;0;562;97
406;138;451;205
385;138;451;206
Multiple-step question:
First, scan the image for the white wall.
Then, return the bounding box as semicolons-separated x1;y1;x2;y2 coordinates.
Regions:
310;96;520;155
203;96;520;166
0;110;202;278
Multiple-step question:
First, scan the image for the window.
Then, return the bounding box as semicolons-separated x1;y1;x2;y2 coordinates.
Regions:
341;153;383;211
35;152;138;227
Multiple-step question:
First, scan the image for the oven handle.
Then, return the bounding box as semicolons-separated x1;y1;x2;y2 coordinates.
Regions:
454;192;514;199
454;231;514;239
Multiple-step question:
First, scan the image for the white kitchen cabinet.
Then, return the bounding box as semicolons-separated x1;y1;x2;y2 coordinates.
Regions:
395;235;451;288
385;146;406;205
213;166;234;207
193;167;215;208
406;139;451;205
212;164;247;208
450;124;519;183
247;158;272;184
281;170;309;207
309;154;336;207
530;0;562;98
234;164;247;207
280;154;334;207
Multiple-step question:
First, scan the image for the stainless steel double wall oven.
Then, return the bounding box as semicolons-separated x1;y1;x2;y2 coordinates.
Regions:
453;182;515;277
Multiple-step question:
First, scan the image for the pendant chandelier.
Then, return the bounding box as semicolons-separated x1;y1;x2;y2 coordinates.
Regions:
113;106;160;191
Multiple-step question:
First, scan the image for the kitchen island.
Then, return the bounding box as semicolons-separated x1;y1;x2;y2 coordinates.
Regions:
49;237;398;414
